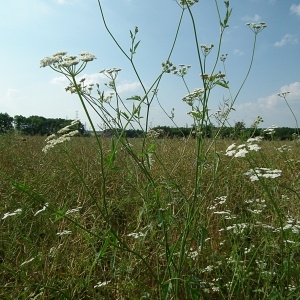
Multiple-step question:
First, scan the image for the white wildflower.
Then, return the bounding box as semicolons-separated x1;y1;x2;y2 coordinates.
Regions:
234;148;249;157
65;207;82;215
94;281;111;288
57;230;72;236
247;136;263;143
226;143;236;152
2;208;22;220
34;203;49;216
20;256;36;266
247;143;261;151
244;168;282;181
80;52;96;62
127;232;145;239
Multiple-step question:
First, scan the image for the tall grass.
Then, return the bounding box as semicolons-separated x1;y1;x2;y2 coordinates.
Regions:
1;0;300;299
1;136;300;299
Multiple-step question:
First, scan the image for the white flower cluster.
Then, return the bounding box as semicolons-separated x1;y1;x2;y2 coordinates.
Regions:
244;167;282;182
276;145;292;153
225;136;263;158
200;44;214;56
219;222;250;234
94;281;111;288
245;22;267;34
182;88;205;106
34;203;49;216
40;52;96;69
244;198;266;214
172;64;191;77
282;217;300;234
2;208;22;220
162;61;191;77
127;232;145;239
264;125;277;135
42;120;80;153
57;230;72;236
179;0;199;6
146;129;163;139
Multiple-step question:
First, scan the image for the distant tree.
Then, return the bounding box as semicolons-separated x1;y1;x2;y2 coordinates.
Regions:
13;115;86;135
233;121;246;139
0;113;13;134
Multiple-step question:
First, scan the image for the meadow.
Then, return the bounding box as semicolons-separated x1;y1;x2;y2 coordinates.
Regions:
1;133;300;299
2;1;299;298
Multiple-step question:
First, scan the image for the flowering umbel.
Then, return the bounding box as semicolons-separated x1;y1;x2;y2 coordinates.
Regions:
40;52;96;76
245;22;267;34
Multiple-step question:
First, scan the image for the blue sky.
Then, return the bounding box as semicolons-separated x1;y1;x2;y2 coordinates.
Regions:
1;0;300;129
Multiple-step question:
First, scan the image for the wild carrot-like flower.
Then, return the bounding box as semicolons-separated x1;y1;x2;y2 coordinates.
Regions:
200;44;214;56
225;137;262;157
264;125;277;135
94;281;111;288
2;208;22;219
34;203;49;216
42;120;80;153
40;52;96;77
245;22;267;34
57;230;72;236
127;232;145;238
178;0;199;7
20;257;36;267
244;167;282;181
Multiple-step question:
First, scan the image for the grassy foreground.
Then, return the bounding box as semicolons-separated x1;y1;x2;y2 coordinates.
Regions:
1;134;300;299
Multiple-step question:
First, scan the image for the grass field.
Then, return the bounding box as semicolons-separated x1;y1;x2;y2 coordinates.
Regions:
1;133;300;299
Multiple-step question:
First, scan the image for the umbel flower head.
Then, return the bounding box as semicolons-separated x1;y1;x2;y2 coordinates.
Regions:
245;22;267;34
179;0;199;7
40;52;96;76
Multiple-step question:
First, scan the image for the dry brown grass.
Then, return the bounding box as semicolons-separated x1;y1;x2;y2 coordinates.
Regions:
1;134;300;299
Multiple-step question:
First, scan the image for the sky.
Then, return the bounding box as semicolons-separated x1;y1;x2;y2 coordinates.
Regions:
1;0;300;130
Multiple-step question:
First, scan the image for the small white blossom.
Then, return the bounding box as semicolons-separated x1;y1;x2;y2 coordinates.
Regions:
2;208;22;220
94;281;111;288
57;230;72;236
34;203;49;216
234;148;249;157
20;257;36;266
66;207;82;215
244;167;282;181
127;232;145;239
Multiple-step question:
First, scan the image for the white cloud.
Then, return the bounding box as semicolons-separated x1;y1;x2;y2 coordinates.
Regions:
274;34;298;47
117;81;141;94
241;14;261;23
6;88;19;98
50;74;141;96
290;4;300;16
278;81;300;98
233;82;300;126
256;82;300;108
50;73;106;86
50;76;69;86
0;89;25;111
234;49;244;56
55;0;69;4
80;73;106;85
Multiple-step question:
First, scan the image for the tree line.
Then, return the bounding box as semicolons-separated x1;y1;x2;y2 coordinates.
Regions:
0;112;298;140
0;113;85;135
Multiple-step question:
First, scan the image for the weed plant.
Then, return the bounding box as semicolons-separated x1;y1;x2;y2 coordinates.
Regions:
1;0;300;299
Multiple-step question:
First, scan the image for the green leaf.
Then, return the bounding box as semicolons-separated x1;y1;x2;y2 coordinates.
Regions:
127;95;142;101
133;40;141;53
54;208;67;222
120;111;129;120
215;80;229;89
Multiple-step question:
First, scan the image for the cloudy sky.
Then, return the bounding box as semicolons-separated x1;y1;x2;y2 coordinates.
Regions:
1;0;300;129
